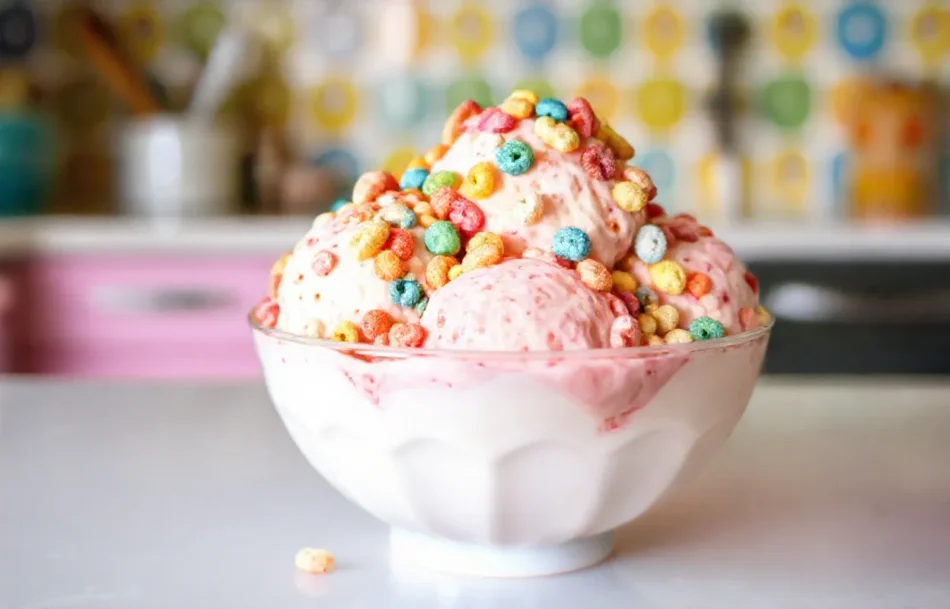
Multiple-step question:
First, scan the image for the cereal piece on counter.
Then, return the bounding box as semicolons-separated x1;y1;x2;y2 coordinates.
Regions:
295;548;335;574
389;322;426;348
551;227;591;262
611;270;637;293
664;328;693;344
424;221;462;256
577;259;613;291
495;139;534;176
689;316;725;341
361;310;394;341
653;304;680;335
331;321;360;343
650;260;687;295
313;250;338;276
374;250;407;281
637;313;657;336
426;255;459;290
687;272;712;298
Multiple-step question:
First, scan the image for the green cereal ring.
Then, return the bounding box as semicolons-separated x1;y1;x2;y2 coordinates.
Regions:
422;170;460;196
689;316;725;341
495;139;535;176
424;220;461;256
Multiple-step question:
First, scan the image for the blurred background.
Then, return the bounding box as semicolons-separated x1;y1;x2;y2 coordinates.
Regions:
0;0;947;378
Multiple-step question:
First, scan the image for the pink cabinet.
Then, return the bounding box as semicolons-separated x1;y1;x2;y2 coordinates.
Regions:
21;255;275;378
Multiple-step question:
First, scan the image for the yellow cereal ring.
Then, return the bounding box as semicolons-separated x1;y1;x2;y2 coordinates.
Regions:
510;89;540;104
501;96;535;119
414;201;434;216
462;162;497;199
534;115;556;136
650;260;687;295
612;181;648;213
577;259;613;291
638;313;657;336
644;303;659;316
466;231;504;254
462;243;503;271
535;116;580;152
426;255;458;290
653;304;680;334
647;334;666;346
406;156;428;171
597;122;635;161
374;249;407;281
664;328;693;344
448;264;465;281
515;192;545;225
331;321;360;343
349;220;390;261
611;270;638;293
424;143;450;166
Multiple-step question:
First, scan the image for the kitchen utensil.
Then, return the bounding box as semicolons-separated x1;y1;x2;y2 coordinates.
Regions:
187;26;253;122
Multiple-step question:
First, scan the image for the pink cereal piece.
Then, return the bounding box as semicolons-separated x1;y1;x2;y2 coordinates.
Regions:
567;97;600;138
448;197;486;237
554;257;575;270
476;107;517;134
739;307;760;331
352;171;399;205
581;143;616;181
606;293;629;317
389;322;426;348
385;228;414;261
623;167;658;202
255;297;280;328
313;250;338;276
615;290;641;316
610;315;641;348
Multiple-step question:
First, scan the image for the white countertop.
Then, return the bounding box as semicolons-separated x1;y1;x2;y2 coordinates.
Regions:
1;378;949;608
1;217;950;260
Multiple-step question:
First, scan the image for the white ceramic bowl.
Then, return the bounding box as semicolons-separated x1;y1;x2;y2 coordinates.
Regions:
251;314;772;577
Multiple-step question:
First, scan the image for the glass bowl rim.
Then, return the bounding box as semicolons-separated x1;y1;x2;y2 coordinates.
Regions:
248;308;774;361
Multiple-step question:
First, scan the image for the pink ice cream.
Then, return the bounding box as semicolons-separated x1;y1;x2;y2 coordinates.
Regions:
421;258;614;351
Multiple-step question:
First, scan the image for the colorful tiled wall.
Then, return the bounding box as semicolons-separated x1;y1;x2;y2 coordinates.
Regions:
8;0;950;218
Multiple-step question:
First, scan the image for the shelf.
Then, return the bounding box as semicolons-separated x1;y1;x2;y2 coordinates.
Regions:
0;216;949;261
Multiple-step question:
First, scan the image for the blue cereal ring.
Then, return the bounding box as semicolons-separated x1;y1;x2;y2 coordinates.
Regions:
389;278;423;308
495;139;535;175
400;168;429;191
634;224;667;264
536;97;569;122
330;198;348;212
552;226;591;261
689;316;725;341
424;220;461;255
399;209;417;229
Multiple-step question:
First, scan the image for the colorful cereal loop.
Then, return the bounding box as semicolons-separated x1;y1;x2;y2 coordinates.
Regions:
643;5;685;63
449;4;494;64
579;1;622;59
636;77;687;132
383;147;418;181
308;77;359;132
119;2;164;64
770;3;817;62
514;4;559;62
575;76;619;122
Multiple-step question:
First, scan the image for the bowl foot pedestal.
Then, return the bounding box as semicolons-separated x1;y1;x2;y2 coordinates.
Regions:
389;528;614;578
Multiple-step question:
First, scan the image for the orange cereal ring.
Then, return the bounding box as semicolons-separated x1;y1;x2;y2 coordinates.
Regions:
389;322;426;347
462;243;503;272
406;156;429;171
442;100;483;145
686;272;711;298
424;143;451;166
384;228;414;261
426;255;459;290
361;309;394;340
414;201;434;216
352;171;399;205
466;231;504;254
430;187;458;219
577;259;613;291
350;220;390;261
448;264;465;281
510;89;540;104
462;162;496;199
374;249;407;280
295;548;335;574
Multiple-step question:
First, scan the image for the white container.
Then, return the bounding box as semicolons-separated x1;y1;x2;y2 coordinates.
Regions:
251;319;772;578
117;116;240;218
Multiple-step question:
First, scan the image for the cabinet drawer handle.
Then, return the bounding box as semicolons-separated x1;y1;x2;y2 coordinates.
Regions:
89;286;233;314
763;282;950;323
